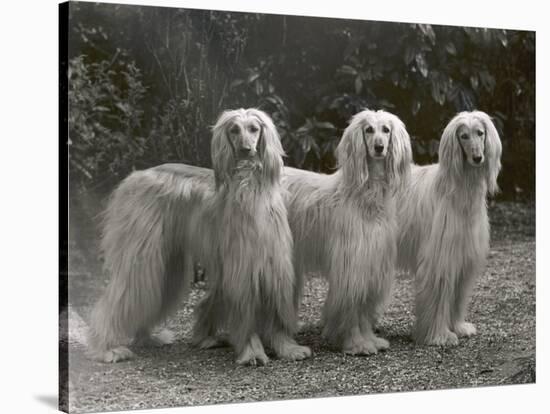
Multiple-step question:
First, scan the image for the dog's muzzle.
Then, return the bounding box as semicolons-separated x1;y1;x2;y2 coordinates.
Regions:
238;147;257;159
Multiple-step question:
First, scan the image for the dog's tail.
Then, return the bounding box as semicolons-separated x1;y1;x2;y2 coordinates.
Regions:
87;168;198;362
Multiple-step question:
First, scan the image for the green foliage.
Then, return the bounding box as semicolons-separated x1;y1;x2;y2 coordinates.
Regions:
67;3;535;199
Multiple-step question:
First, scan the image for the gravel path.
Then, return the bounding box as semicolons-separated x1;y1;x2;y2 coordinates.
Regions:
63;202;535;413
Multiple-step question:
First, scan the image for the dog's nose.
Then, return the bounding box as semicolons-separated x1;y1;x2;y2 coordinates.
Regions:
374;144;384;154
473;155;483;164
239;147;253;157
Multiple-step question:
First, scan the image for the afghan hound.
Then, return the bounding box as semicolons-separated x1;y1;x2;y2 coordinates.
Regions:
87;108;311;365
396;111;502;346
282;109;412;354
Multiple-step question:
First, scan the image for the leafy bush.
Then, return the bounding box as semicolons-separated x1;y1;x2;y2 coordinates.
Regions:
68;53;146;192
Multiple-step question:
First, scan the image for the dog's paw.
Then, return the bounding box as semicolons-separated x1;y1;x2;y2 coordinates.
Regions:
278;343;312;361
343;337;378;356
135;329;175;347
152;328;175;345
426;330;459;347
454;322;477;337
236;349;270;366
102;346;135;363
372;335;390;351
194;336;228;350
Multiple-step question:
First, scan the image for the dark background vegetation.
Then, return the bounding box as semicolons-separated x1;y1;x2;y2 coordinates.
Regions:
67;2;535;204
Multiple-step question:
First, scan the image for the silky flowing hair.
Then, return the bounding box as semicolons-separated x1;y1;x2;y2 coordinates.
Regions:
282;109;412;354
86;108;310;364
396;110;502;346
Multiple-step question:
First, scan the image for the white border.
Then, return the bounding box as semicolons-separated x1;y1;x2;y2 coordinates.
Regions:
0;0;546;413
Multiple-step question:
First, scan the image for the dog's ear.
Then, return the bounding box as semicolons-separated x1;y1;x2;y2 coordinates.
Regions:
249;109;284;186
386;113;412;191
439;113;465;185
476;111;502;195
211;110;237;188
337;112;369;186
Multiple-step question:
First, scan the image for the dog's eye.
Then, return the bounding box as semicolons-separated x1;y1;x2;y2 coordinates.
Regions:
249;125;259;133
460;133;469;140
477;130;484;137
365;126;374;134
230;125;240;134
382;125;390;133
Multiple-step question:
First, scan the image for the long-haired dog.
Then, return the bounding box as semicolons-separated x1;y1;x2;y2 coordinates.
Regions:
396;111;502;346
87;108;311;365
282;109;412;354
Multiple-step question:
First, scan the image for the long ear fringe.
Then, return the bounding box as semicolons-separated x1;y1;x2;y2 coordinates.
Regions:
336;113;369;187
211;110;238;188
247;108;284;187
438;113;465;190
475;111;502;195
386;112;412;191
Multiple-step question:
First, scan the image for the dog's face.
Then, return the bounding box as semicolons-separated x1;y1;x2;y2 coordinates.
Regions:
212;108;284;188
439;110;502;195
226;115;262;160
455;116;486;167
337;109;412;190
361;113;392;159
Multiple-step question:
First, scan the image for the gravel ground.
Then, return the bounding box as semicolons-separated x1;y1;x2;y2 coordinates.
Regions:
63;201;535;413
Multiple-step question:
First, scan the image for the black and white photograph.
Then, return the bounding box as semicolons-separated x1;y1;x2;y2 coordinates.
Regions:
55;0;537;412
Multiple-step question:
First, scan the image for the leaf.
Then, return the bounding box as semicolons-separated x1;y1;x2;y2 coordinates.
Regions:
404;46;416;65
115;102;130;114
364;69;372;81
264;96;285;109
470;75;479;90
340;65;358;76
445;42;457;55
430;78;445;105
418;24;436;45
301;135;321;158
247;72;260;83
255;81;263;95
301;136;312;153
355;76;363;94
229;79;244;89
296;118;314;135
497;30;508;47
295;125;309;135
412;100;421;115
314;121;336;130
379;99;395;109
415;53;429;78
310;139;321;158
